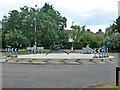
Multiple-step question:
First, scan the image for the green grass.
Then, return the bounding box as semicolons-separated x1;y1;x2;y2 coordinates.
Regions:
88;82;119;88
0;49;50;54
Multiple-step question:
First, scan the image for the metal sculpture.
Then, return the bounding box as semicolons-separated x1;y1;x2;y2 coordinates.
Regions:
46;41;69;55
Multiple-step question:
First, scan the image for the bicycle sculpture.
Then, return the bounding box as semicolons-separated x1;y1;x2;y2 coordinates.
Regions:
46;41;69;55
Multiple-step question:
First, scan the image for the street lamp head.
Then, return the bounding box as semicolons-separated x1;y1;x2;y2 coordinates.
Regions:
35;5;37;7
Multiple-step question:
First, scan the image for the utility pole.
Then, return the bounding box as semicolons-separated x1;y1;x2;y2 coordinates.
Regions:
34;5;37;53
71;21;74;51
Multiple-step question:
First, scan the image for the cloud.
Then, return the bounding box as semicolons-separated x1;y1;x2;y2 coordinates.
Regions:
77;9;117;25
0;0;119;32
61;8;117;26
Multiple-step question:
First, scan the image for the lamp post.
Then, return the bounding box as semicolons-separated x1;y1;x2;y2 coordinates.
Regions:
34;5;37;53
72;21;74;47
71;21;74;51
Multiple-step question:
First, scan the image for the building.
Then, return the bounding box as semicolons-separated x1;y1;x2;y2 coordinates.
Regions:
96;29;104;36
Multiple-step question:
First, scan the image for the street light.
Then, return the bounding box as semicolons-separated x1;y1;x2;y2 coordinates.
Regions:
72;21;74;47
71;21;74;51
34;5;37;53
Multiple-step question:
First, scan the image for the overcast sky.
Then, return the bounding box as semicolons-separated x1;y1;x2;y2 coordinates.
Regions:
0;0;119;32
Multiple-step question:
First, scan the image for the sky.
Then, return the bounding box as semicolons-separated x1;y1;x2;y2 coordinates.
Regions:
0;0;119;33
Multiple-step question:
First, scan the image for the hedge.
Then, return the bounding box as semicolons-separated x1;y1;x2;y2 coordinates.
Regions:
43;41;98;49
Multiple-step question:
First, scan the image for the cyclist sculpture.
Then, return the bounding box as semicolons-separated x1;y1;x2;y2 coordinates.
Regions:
46;41;69;55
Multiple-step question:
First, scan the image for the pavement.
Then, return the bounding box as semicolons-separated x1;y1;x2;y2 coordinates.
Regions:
2;64;117;88
0;53;118;65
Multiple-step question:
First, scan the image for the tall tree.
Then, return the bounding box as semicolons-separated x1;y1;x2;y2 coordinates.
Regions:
5;29;28;47
104;16;120;52
71;25;86;42
1;3;68;48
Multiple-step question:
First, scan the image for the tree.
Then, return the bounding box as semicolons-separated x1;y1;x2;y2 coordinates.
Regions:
104;16;120;52
5;29;28;47
0;29;2;49
112;16;120;33
71;25;86;42
104;33;120;52
104;26;113;37
70;24;103;48
1;3;68;48
79;31;98;48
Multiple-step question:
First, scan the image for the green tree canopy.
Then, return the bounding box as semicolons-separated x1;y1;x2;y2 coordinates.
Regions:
70;25;86;42
104;16;120;52
70;25;104;48
5;29;28;47
1;3;68;48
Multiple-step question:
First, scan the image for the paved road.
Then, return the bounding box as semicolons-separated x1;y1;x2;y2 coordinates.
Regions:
2;64;117;88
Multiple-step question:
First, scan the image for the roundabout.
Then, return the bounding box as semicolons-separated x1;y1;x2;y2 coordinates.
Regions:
1;53;118;65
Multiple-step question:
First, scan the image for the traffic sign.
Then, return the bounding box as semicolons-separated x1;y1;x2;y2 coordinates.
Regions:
98;48;101;53
93;49;97;53
101;47;104;53
8;47;11;52
15;48;18;52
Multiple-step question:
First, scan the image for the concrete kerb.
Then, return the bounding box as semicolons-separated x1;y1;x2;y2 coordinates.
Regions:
1;57;12;63
64;62;80;65
6;57;19;64
92;58;107;64
63;59;81;65
78;59;95;65
92;57;117;64
1;53;118;65
47;62;63;65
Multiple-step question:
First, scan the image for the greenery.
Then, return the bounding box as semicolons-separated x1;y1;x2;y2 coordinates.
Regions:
1;3;119;52
0;49;50;54
0;29;2;48
5;29;28;47
79;31;104;48
71;25;86;42
64;42;90;49
67;25;104;49
1;3;68;49
104;16;120;52
88;82;119;88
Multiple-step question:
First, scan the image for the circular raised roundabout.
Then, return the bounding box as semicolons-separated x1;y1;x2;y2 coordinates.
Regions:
1;53;118;65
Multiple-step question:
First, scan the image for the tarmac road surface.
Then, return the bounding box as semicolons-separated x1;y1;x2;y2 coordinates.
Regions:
2;63;117;88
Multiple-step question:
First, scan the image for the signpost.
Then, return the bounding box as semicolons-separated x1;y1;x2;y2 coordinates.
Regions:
116;67;120;86
8;47;11;56
33;45;37;53
37;47;44;53
106;48;109;57
15;48;18;55
98;48;101;57
93;47;108;58
93;49;97;57
6;46;19;56
101;47;104;57
27;47;44;54
27;47;33;54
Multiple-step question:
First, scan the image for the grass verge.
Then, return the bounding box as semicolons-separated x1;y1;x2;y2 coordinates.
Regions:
0;49;50;54
88;82;119;88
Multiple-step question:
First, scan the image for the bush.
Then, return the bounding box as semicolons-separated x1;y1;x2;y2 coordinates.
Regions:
64;42;92;49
